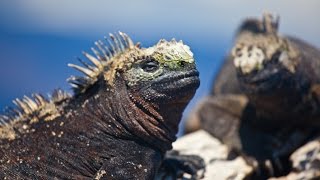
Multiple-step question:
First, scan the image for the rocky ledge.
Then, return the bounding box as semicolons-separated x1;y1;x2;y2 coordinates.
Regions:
172;130;320;180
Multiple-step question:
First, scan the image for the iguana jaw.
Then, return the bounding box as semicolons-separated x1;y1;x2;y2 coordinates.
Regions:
150;68;199;102
237;61;291;94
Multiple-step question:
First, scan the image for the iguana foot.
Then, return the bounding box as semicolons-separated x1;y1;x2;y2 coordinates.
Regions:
156;150;205;180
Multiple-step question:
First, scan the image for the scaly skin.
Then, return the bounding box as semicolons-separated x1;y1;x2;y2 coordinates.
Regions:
0;33;200;179
188;13;320;179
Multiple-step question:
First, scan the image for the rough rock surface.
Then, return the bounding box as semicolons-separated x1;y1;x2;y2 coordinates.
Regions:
172;130;253;180
172;130;320;180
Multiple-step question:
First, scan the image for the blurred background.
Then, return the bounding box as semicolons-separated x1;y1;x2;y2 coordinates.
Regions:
0;0;319;135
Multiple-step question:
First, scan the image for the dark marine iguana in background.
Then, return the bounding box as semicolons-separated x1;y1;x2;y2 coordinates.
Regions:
0;32;202;179
187;13;320;179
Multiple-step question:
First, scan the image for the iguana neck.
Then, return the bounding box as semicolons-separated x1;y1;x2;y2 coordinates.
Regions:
70;77;185;152
125;93;187;152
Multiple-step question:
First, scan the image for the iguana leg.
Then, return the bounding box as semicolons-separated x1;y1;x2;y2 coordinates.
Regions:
263;128;313;176
156;150;205;180
268;135;320;180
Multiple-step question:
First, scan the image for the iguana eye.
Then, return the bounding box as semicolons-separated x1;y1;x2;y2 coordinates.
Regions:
140;60;159;73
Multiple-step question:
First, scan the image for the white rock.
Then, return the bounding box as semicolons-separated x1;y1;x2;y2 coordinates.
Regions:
172;130;253;180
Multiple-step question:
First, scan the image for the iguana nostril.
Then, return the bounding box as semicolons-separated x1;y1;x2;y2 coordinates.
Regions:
180;61;186;68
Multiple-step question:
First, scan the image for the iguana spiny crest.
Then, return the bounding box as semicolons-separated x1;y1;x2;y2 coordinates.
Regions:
0;32;199;179
0;89;71;140
68;32;194;90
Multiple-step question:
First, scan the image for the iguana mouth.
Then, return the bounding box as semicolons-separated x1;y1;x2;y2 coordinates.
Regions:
174;70;200;91
237;50;294;93
239;66;280;84
238;63;282;92
152;69;200;91
158;70;199;84
151;69;200;104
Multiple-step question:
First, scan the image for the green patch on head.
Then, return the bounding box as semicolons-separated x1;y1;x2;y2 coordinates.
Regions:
68;32;195;89
145;39;194;70
123;38;195;86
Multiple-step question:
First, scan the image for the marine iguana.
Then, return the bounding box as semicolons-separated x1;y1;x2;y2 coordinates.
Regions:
0;32;202;179
187;13;320;178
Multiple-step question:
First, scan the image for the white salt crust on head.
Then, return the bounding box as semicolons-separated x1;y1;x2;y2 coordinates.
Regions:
233;45;265;74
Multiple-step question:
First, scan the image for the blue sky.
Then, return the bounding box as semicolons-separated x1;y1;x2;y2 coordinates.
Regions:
0;1;319;134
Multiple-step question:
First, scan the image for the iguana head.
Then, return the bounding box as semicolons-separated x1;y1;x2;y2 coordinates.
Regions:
69;32;199;104
68;32;200;151
231;13;299;93
124;39;199;104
